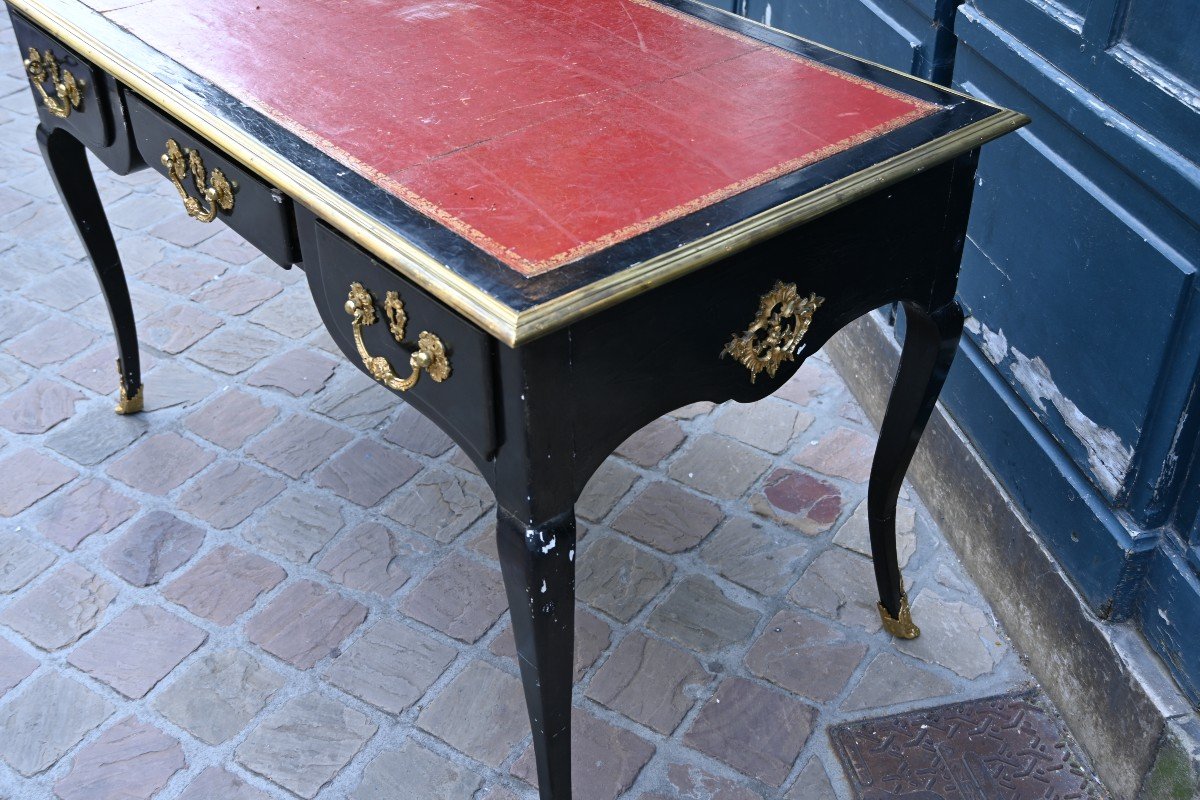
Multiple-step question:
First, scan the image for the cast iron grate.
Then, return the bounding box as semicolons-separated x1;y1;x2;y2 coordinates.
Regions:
830;691;1109;799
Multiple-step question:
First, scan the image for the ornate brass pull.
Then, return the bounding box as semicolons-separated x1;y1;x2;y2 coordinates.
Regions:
160;139;236;223
722;281;824;383
24;47;84;119
345;282;451;392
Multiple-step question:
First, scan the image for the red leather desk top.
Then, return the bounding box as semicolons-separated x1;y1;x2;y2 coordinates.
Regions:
97;0;936;276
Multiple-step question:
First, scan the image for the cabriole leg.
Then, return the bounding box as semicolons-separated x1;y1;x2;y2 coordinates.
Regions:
36;124;142;413
868;299;964;638
495;507;576;800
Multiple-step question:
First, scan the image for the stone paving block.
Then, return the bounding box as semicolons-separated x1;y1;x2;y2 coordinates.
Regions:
325;618;456;714
235;691;377;799
577;536;673;623
647;576;760;653
744;608;868;702
247;579;366;669
668;434;770;499
68;606;207;698
793;426;875;483
246;348;337;396
37;478;137;550
400;552;506;642
183;388;277;449
511;709;655;800
314;439;420;507
0;448;76;516
0;531;55;593
140;304;222;354
0;563;116;650
352;740;483;800
186;326;280;374
713;398;813;455
242;489;344;564
310;369;393;429
246;414;352;478
895;588;1005;679
382;402;454;456
177;460;285;529
384;468;492;543
22;270;99;312
833;498;916;568
0;672;113;777
141;254;227;294
154;648;285;745
577;459;638;522
478;788;523;800
784;758;836;800
44;405;148;465
4;318;97;367
316;521;427;596
101;509;204;587
615;417;686;467
177;766;273;800
106;432;214;495
196;228;260;265
490;606;611;682
418;660;528;767
612;481;723;554
139;362;217;411
193;272;282;315
752;468;842;535
841;652;955;711
149;210;218;248
163;544;285;625
788;549;881;633
642;762;764;800
684;677;816;787
53;715;185;800
585;631;709;734
0;377;81;433
670;401;714;419
0;297;35;345
773;359;841;406
699;517;809;596
0;354;27;395
250;288;323;339
0;636;37;697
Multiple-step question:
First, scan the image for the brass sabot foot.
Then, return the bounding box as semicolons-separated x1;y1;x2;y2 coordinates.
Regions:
115;384;143;415
878;590;920;639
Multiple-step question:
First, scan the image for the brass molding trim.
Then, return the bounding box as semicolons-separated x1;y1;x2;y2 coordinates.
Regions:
722;281;823;382
161;138;235;223
878;591;921;639
10;0;1028;347
23;46;83;118
345;282;451;392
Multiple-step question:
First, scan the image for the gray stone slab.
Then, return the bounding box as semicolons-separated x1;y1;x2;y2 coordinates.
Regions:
183;388;278;450
246;579;366;669
643;762;763;800
585;631;709;734
141;304;222;355
611;482;724;554
352;740;483;800
0;636;37;697
833;499;916;568
788;548;881;633
576;460;638;522
841;652;955;712
417;660;528;768
177;460;285;529
743;608;868;702
667;435;770;500
511;709;655;800
325;618;456;714
713;398;813;454
177;766;273;800
36;478;138;551
0;377;81;434
577;536;673;623
0;531;56;593
0;562;116;650
163;544;286;625
314;439;420;507
235;691;377;799
154;649;285;744
615;417;685;467
646;576;760;653
490;606;611;683
140;362;218;411
246;348;337;396
186;327;278;375
311;369;395;430
53;715;185;800
0;672;113;776
44;405;148;466
793;426;875;483
382;402;453;456
895;588;1006;679
68;606;207;698
699;517;810;596
101;510;205;587
246;414;352;478
106;432;215;496
398;553;506;643
316;522;427;597
0;448;76;517
384;468;492;543
242;489;344;564
785;758;837;800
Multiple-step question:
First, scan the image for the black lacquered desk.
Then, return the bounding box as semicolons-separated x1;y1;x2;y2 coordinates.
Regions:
5;0;1025;795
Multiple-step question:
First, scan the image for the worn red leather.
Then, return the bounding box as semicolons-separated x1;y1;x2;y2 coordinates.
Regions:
104;0;937;275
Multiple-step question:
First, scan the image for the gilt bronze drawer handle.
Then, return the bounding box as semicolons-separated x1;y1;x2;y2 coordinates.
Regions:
345;282;451;392
722;281;824;382
161;138;235;223
24;47;84;119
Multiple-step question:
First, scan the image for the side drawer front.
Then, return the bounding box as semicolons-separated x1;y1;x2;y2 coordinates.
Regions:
309;221;497;464
125;92;299;265
10;11;113;149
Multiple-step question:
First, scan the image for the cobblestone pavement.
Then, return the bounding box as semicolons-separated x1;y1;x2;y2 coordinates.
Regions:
0;15;1052;800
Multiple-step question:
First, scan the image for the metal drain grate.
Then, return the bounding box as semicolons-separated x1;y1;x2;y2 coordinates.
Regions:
830;692;1108;799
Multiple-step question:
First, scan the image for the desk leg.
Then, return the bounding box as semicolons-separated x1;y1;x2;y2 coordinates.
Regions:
868;299;964;638
36;125;142;414
496;507;576;799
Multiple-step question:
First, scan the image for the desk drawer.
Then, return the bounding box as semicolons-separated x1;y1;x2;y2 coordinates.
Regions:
125;92;298;265
305;218;496;463
11;11;112;149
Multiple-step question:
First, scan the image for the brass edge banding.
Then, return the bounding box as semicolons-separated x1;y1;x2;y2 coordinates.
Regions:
11;0;1026;347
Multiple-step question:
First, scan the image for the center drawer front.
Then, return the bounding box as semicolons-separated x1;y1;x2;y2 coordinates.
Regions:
124;92;298;266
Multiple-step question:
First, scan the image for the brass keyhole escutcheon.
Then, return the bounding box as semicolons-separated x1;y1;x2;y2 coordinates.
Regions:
722;281;824;383
345;282;451;392
24;47;84;119
161;138;236;223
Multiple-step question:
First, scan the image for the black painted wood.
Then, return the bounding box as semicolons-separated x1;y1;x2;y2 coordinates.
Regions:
36;124;140;409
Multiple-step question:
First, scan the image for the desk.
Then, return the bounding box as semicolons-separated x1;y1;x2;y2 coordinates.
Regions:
5;0;1025;796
